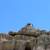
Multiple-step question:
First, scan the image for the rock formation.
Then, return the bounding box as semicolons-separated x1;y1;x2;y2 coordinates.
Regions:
0;23;50;50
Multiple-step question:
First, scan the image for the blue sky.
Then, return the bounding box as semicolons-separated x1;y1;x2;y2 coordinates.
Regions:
0;0;50;32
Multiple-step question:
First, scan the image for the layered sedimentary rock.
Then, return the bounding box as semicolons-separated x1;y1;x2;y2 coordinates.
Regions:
0;23;50;50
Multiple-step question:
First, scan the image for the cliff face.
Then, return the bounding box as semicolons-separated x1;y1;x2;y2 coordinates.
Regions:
0;23;50;50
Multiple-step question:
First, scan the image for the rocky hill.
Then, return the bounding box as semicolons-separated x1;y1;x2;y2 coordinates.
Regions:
0;23;50;50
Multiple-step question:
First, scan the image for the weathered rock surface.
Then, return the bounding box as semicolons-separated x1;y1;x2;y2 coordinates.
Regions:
0;23;50;50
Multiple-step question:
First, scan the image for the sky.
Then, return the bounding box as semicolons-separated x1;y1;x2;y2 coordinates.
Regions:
0;0;50;32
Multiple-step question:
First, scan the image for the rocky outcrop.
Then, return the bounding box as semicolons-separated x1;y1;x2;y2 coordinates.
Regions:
0;23;50;50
